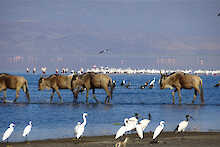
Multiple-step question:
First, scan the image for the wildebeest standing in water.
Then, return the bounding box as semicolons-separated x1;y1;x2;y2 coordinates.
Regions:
0;73;30;103
159;72;204;104
71;72;114;104
38;74;74;103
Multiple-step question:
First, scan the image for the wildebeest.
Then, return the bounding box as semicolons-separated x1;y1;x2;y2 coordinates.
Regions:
71;72;114;104
38;74;74;103
214;81;220;87
159;72;204;104
0;73;30;103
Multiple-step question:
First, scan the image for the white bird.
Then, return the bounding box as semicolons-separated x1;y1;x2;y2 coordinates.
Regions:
115;118;129;139
23;121;32;139
126;113;139;132
174;115;192;133
152;121;165;143
149;77;156;88
135;113;151;139
74;113;88;139
2;123;15;142
135;123;144;139
139;113;151;131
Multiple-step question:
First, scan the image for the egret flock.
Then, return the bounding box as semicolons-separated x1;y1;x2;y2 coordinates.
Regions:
1;113;192;144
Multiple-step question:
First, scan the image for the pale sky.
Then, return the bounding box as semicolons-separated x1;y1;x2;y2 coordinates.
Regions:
0;0;220;72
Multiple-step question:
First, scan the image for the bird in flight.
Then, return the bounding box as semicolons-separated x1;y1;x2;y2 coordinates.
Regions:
98;49;111;54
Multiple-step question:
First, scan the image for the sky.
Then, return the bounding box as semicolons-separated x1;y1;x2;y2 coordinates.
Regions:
0;0;220;72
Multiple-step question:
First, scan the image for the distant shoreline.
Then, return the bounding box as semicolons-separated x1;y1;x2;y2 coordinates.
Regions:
2;132;220;147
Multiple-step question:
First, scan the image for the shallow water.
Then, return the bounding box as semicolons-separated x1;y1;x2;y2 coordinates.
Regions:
0;74;220;142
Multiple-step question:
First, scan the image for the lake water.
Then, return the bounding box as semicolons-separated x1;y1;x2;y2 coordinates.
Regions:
0;74;220;142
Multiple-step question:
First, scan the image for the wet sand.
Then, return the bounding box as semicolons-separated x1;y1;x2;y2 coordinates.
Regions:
1;132;220;147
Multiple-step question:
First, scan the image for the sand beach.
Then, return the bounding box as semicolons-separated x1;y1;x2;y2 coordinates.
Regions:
1;132;220;147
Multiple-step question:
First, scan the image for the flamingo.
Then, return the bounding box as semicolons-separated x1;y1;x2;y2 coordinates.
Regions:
74;113;88;139
2;123;15;142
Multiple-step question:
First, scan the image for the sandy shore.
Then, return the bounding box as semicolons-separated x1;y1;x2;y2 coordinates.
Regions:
1;132;220;147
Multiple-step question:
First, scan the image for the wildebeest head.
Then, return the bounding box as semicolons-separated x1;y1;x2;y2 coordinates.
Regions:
159;72;167;89
38;77;48;90
71;75;83;99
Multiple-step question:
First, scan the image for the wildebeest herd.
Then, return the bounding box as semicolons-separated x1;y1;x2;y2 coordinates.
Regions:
1;71;219;104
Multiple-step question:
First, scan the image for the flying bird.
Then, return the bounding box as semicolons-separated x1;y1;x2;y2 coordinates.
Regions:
98;49;111;54
2;123;15;142
151;121;165;143
174;115;192;133
23;121;32;141
74;113;88;139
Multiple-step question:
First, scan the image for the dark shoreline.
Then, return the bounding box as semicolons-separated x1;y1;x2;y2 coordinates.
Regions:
1;132;220;147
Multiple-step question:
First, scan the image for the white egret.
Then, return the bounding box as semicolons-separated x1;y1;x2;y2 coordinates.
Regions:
174;115;192;133
2;123;15;142
74;113;88;139
152;121;165;143
126;113;139;132
115;118;129;139
139;113;151;131
149;77;156;88
135;123;143;139
23;121;32;141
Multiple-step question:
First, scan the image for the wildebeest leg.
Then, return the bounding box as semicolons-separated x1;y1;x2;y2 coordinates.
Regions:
104;87;111;104
13;88;20;103
3;89;7;103
72;90;77;103
55;89;63;103
92;89;99;103
192;88;199;104
50;89;55;103
171;89;176;104
177;88;181;104
86;89;89;104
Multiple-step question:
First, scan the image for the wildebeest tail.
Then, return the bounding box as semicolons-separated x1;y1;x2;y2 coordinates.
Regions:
108;79;114;99
200;79;204;104
23;80;30;102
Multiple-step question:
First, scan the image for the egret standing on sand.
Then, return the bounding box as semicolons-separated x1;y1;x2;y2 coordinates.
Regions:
23;121;32;141
139;113;151;131
174;115;192;133
2;123;15;142
152;121;165;143
126;113;139;132
74;113;88;139
115;118;129;139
